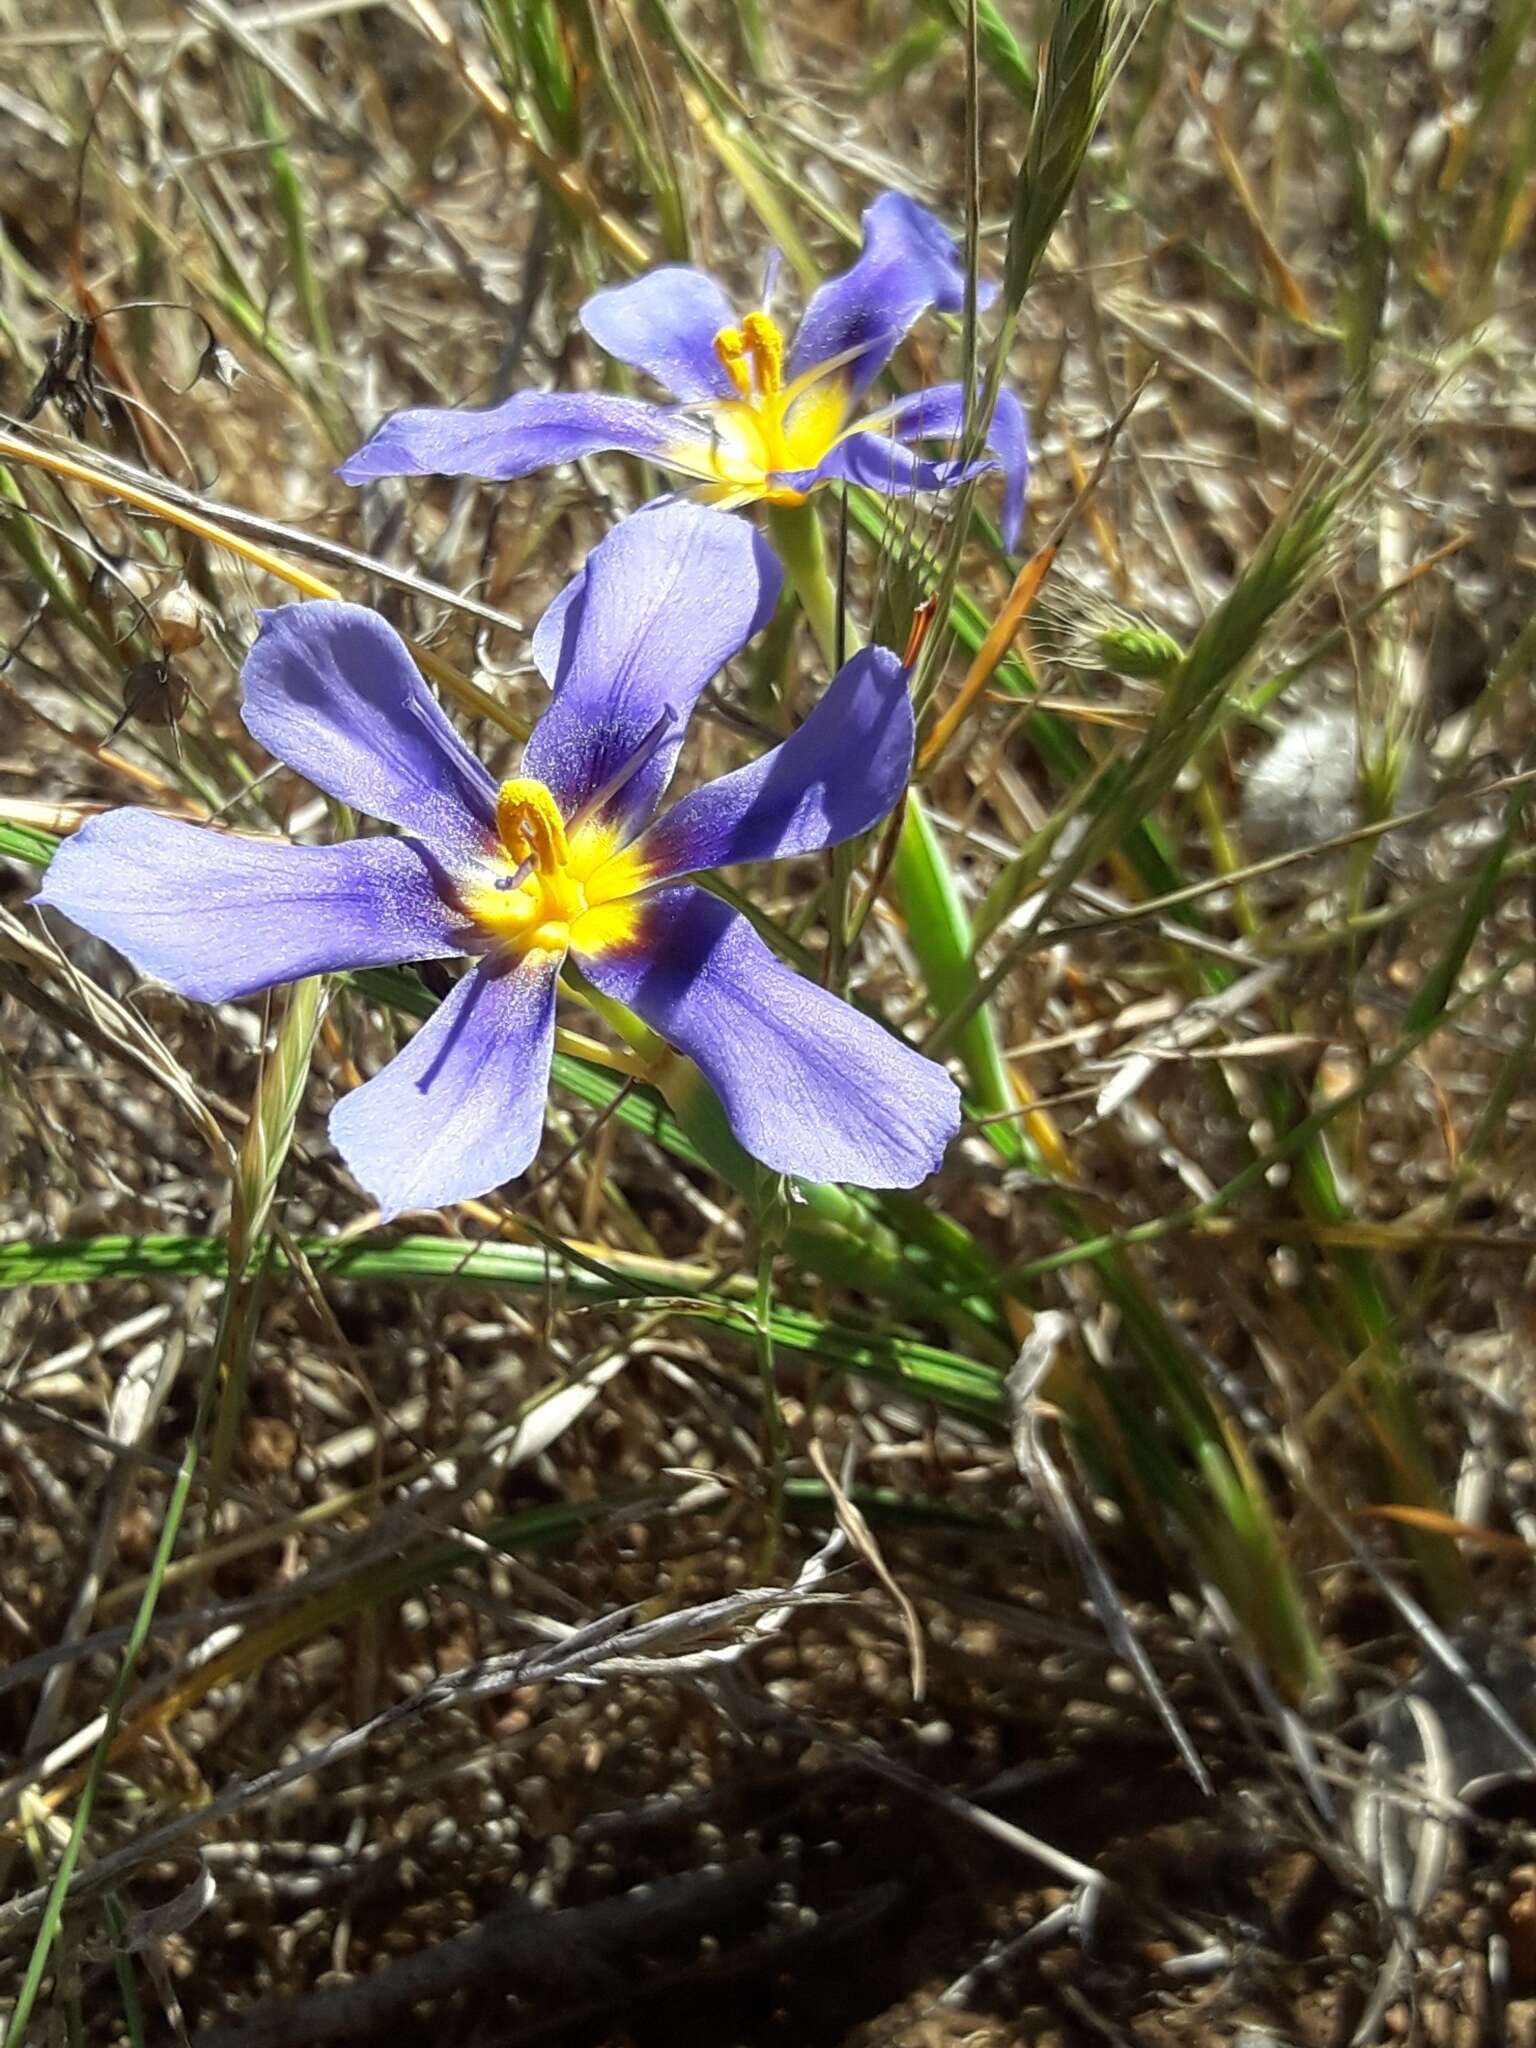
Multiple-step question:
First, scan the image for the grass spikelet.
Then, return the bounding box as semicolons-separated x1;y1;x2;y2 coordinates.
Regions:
1093;617;1184;679
1003;0;1128;311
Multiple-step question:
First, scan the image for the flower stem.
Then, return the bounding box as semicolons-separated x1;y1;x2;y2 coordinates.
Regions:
766;498;868;982
552;1026;655;1082
766;498;847;671
560;959;666;1064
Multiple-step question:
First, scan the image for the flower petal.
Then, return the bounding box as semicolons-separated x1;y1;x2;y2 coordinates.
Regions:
339;390;703;485
776;433;973;501
579;267;740;402
787;192;993;402
577;888;960;1188
243;602;498;865
35;810;464;1004
330;950;557;1220
634;647;911;881
786;383;1029;548
523;502;781;831
882;382;1029;549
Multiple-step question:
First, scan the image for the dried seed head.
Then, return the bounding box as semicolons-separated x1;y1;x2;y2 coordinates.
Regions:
120;658;190;730
110;559;159;604
195;335;243;389
151;585;206;653
1240;708;1361;855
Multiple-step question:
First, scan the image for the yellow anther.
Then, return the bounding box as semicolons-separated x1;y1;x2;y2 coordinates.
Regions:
713;324;752;399
713;312;786;402
495;778;569;875
740;311;784;398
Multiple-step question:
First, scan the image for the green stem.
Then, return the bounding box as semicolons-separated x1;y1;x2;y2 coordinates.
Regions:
767;497;846;670
766;497;868;979
103;1895;148;2048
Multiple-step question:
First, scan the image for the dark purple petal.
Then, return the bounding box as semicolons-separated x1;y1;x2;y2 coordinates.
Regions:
339;390;702;485
881;382;1029;548
35;810;464;1004
330;950;557;1220
243;602;498;866
634;647;911;881
579;267;740;402
776;432;973;500
787;192;994;402
523;502;781;831
578;889;960;1188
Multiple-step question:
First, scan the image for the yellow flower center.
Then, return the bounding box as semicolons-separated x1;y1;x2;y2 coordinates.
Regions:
693;311;849;507
464;777;648;961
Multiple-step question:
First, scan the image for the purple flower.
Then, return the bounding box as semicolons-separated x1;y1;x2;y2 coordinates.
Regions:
340;192;1029;548
36;504;960;1219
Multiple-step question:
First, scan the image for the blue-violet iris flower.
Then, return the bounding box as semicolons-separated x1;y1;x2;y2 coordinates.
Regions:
37;503;961;1219
340;192;1029;549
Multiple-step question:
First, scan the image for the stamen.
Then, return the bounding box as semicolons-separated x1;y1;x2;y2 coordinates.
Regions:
495;778;569;874
713;313;787;402
713;325;753;399
740;311;784;397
